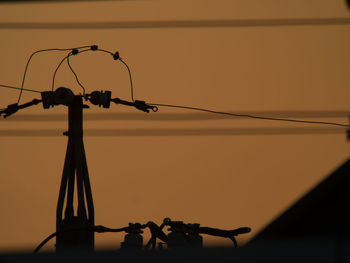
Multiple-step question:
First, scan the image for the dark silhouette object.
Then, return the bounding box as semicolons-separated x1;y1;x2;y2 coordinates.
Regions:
0;98;41;118
33;223;148;253
249;158;350;245
162;218;251;248
347;116;350;140
33;219;249;253
120;223;144;250
55;93;95;252
144;221;168;250
347;0;350;9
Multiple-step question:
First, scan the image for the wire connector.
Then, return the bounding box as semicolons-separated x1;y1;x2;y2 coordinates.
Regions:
71;49;79;55
134;100;158;113
41;87;75;109
113;52;120;61
1;99;42;118
87;90;111;108
0;103;18;118
90;45;98;51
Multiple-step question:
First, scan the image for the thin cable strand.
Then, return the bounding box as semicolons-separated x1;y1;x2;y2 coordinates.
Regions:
0;84;41;93
59;48;135;101
52;55;71;91
67;55;86;95
149;103;350;128
95;49;135;101
51;49;91;91
51;48;99;92
119;57;134;102
18;46;93;103
97;49;114;56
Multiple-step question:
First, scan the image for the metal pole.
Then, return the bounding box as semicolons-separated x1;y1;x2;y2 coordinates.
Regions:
56;95;94;252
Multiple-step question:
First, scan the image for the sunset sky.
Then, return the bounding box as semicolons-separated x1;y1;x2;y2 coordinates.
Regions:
0;0;349;252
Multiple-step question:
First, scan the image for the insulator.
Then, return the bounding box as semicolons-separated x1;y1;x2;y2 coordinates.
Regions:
88;91;111;108
54;87;75;106
41;87;75;109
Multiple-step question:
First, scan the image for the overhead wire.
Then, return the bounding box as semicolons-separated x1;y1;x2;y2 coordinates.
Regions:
91;48;134;101
1;110;348;122
0;84;41;93
67;53;86;95
0;127;345;137
119;57;134;102
149;103;350;128
51;47;135;101
51;54;73;92
52;48;93;92
2;45;349;129
17;46;92;104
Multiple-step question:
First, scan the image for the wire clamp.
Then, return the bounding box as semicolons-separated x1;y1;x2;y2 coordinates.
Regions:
134;100;158;113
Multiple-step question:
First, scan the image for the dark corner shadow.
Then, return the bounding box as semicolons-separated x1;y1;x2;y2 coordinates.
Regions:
248;158;350;245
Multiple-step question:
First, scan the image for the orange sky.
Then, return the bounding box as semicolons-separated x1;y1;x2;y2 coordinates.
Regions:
0;0;349;252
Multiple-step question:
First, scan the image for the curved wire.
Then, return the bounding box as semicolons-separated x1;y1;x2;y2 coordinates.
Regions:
51;54;71;92
18;46;93;104
33;232;57;254
57;48;135;101
51;48;115;94
149;103;350;128
67;54;86;96
51;49;92;92
97;49;114;56
119;58;134;102
95;49;135;101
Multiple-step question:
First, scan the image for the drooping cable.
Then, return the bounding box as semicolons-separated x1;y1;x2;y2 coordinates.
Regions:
94;48;135;102
17;46;92;104
119;58;134;102
52;48;93;92
149;103;350;128
67;53;86;96
51;54;72;92
51;47;135;101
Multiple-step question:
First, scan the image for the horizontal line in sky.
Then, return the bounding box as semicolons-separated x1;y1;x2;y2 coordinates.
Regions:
0;0;129;3
0;18;349;30
2;110;349;122
0;127;345;137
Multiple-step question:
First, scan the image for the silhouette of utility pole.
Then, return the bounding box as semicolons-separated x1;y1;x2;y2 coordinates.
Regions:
55;94;94;252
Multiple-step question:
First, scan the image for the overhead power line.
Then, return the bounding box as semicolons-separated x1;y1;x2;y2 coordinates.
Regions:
2;111;349;122
0;18;349;30
0;127;345;137
149;104;349;128
0;84;41;93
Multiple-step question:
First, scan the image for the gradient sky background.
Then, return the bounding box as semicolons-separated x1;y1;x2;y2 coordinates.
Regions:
0;0;349;252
